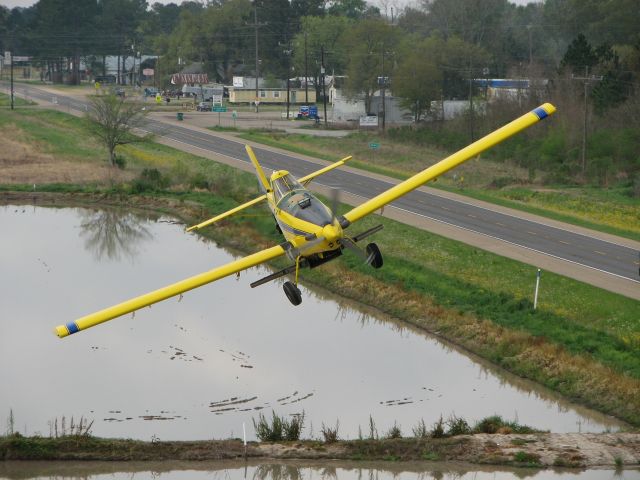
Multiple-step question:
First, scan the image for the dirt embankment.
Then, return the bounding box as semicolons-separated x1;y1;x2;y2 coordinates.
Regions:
1;434;639;468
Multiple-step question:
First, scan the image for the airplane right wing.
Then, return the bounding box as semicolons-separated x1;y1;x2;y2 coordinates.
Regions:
341;103;556;227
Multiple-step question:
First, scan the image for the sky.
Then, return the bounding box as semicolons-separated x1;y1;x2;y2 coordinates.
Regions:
1;0;540;10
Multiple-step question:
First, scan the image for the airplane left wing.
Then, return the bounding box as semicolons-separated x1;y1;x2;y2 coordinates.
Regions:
54;244;287;338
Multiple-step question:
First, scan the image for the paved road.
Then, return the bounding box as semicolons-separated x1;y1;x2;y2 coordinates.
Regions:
7;83;640;294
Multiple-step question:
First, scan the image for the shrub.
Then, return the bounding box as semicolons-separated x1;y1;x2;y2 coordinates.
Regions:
430;416;445;438
131;168;170;193
446;415;471;436
412;419;428;438
253;411;284;441
321;420;339;443
253;411;304;442
385;422;402;439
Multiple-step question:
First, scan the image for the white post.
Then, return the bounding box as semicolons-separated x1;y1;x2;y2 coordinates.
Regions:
534;268;541;310
242;422;247;458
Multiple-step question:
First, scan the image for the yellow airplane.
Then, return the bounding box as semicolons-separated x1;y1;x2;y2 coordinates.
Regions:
54;103;556;338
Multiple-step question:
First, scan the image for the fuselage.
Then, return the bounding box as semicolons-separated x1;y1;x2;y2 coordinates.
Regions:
267;170;343;256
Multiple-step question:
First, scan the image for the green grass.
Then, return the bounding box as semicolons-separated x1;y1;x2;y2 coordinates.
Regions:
0;109;105;160
0;92;36;107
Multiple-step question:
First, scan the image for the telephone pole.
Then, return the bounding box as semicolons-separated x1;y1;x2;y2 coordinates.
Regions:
247;3;266;112
572;66;602;175
304;32;309;104
321;45;327;127
9;51;14;110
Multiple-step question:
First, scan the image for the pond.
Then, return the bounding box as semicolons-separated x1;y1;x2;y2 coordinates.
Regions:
0;205;625;442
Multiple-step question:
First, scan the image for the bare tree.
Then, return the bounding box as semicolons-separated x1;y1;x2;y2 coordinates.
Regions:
86;94;150;166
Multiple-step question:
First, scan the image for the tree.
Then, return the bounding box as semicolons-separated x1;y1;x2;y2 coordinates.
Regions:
86;94;149;166
343;18;400;113
393;39;442;121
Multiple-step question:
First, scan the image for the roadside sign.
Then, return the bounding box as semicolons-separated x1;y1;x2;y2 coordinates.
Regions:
369;142;380;149
213;106;227;112
142;68;154;76
359;115;378;127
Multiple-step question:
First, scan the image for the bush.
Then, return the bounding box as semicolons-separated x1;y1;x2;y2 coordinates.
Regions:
385;422;402;439
446;415;471;436
253;411;284;441
321;420;339;443
472;415;539;434
412;419;428;438
253;411;304;442
430;416;445;438
131;168;170;193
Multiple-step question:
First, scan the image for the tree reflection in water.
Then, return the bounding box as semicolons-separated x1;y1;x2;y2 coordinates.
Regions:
78;208;155;261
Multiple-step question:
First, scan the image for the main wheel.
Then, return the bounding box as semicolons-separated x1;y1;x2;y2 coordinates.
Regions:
283;281;303;306
366;242;383;269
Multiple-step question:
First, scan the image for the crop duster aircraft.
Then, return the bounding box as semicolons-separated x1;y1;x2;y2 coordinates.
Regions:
54;103;556;338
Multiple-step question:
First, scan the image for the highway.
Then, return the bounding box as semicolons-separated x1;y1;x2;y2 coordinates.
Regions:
7;83;640;297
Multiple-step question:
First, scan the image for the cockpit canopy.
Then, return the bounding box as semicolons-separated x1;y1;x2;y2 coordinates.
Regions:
270;171;333;227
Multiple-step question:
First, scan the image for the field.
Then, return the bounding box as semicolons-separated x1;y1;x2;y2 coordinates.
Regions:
1;107;639;426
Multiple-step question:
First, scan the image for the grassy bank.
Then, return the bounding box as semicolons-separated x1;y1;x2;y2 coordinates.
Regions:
239;130;640;241
2;107;640;426
0;92;35;107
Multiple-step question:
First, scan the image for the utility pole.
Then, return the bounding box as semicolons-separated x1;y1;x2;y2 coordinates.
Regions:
247;3;266;112
304;32;309;104
321;45;327;127
468;62;474;141
572;66;603;176
9;51;14;110
380;43;386;132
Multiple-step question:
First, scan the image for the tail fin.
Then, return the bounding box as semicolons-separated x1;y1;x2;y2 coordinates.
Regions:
245;145;271;193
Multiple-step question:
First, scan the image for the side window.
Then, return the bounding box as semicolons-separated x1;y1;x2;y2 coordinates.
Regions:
259;90;267;98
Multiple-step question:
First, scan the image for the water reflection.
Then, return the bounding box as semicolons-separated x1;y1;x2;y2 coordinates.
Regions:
78;208;155;261
1;460;639;480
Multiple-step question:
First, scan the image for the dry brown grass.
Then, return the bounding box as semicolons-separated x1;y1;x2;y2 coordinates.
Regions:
0;124;134;185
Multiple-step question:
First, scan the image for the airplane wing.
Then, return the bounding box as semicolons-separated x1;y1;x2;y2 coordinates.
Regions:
54;244;287;338
186;194;267;232
341;103;556;227
299;155;353;186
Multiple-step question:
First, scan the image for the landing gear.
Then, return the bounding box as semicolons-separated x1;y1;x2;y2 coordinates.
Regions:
283;281;302;306
366;242;383;269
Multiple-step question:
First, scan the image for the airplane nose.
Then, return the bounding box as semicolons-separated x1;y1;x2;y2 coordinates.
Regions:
322;224;340;243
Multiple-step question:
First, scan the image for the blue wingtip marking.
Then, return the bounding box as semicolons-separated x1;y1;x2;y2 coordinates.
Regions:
66;322;79;334
532;107;548;120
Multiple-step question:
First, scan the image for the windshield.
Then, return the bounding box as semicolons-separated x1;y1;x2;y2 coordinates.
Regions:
272;174;304;203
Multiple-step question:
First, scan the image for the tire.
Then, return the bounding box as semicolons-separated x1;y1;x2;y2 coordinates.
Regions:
283;281;302;306
366;243;383;269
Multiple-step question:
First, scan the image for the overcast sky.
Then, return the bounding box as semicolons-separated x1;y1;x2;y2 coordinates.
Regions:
1;0;540;10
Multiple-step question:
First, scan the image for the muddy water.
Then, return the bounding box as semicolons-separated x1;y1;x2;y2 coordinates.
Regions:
0;205;625;441
1;460;639;480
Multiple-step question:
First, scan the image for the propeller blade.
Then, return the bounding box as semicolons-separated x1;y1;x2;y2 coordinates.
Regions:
329;187;340;222
341;237;375;265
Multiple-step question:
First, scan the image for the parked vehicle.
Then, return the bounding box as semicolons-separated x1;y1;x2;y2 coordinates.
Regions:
196;101;212;112
144;87;159;97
